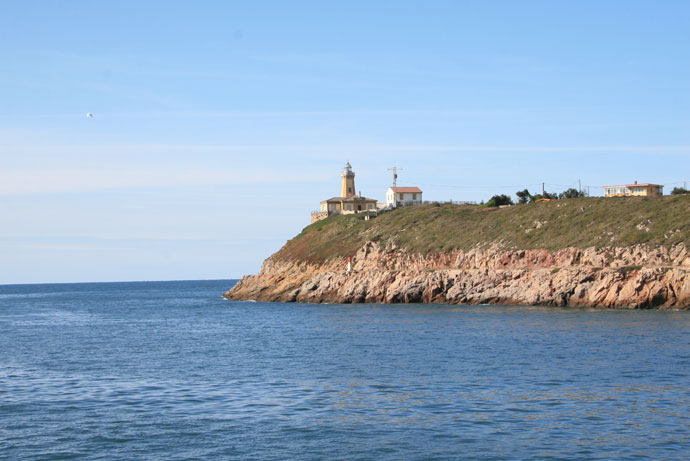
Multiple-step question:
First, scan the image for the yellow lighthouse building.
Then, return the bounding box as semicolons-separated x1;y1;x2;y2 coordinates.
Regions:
311;162;378;223
341;162;355;198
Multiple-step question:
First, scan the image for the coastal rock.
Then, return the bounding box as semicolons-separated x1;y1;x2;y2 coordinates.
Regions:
225;242;690;310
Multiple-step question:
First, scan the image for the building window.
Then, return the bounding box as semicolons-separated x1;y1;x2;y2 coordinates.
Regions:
412;193;417;200
399;194;403;200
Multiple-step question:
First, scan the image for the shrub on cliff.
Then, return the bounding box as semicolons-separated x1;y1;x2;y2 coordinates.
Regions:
559;188;586;199
531;191;558;201
485;194;514;207
516;189;532;204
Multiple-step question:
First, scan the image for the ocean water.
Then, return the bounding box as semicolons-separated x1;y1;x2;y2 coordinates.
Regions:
1;280;689;460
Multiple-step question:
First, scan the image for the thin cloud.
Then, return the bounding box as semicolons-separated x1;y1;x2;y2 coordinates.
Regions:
3;143;689;153
0;167;330;196
0;108;533;120
0;236;283;252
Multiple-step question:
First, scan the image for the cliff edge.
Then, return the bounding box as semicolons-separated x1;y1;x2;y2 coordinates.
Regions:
225;196;690;309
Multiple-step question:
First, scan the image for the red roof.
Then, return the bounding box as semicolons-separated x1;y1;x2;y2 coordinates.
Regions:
601;181;664;187
602;183;663;188
624;183;662;187
390;187;422;193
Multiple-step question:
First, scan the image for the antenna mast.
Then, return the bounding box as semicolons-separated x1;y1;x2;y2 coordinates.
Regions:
388;166;402;187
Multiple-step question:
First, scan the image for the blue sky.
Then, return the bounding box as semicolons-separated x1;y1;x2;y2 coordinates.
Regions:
2;1;689;283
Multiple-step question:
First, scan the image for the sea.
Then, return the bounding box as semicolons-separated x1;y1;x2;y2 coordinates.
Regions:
1;280;689;460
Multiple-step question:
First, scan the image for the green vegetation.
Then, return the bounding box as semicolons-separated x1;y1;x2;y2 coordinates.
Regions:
511;188;585;204
531;191;559;201
277;195;690;264
671;187;690;195
516;189;531;204
485;194;513;207
558;188;586;199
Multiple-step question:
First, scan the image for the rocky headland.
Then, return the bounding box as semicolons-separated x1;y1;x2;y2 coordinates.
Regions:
225;196;690;309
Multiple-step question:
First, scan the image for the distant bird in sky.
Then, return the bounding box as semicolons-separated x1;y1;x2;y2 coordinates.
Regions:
86;113;94;118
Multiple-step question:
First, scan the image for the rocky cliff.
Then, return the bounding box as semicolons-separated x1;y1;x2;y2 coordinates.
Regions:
225;198;690;309
225;241;690;309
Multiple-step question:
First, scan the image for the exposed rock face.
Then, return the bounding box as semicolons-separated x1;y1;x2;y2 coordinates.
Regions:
225;242;690;309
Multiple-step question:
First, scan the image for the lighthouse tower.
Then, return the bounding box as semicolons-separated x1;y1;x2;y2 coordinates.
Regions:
341;161;355;198
312;162;378;223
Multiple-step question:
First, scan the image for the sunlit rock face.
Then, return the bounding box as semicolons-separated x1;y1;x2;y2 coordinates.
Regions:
225;241;690;309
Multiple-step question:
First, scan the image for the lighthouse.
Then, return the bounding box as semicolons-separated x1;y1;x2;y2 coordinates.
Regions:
311;162;378;223
341;161;355;198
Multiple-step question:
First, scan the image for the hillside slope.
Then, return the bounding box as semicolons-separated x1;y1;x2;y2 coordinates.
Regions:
226;195;690;309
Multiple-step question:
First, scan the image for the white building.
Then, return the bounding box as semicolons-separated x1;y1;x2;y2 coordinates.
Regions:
602;181;663;197
386;187;423;208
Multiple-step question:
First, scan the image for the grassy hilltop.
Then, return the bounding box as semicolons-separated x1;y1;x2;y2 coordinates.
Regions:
276;195;690;264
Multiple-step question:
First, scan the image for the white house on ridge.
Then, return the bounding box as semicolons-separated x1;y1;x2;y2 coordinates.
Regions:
386;186;423;208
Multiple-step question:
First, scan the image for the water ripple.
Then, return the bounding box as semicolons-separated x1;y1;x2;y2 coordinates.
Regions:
1;280;690;460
